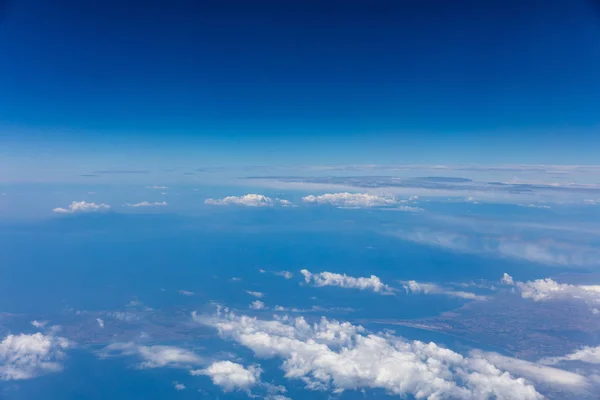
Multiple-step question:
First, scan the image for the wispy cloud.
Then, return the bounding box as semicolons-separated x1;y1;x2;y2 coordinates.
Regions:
205;194;274;207
401;280;487;300
98;342;202;369
126;201;168;207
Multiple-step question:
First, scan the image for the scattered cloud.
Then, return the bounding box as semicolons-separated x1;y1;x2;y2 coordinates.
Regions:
30;320;48;329
98;342;202;369
146;186;168;189
194;309;560;399
302;192;399;208
501;273;600;312
205;194;274;207
277;199;295;207
300;269;394;294
191;361;261;392
246;291;264;298
273;270;293;279
178;290;194;296
401;280;487;300
173;381;186;391
126;201;168;207
249;300;266;310
96;318;105;328
0;332;70;380
53;201;110;213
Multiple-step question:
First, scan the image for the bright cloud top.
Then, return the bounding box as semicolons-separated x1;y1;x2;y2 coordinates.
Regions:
302;192;399;208
0;332;70;380
205;194;275;207
194;309;546;399
300;269;393;294
192;360;261;392
53;201;110;213
402;280;487;300
98;342;202;369
126;201;168;207
501;273;600;311
541;346;600;365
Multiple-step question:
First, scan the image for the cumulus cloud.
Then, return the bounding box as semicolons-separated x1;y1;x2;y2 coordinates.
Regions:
302;192;399;208
193;309;549;399
192;361;261;392
126;201;168;207
541;346;600;365
501;273;600;311
401;280;487;300
96;318;105;328
30;320;48;329
53;201;110;213
300;269;394;294
98;342;202;369
173;381;186;391
205;194;274;207
249;300;266;310
0;332;70;380
246;291;264;298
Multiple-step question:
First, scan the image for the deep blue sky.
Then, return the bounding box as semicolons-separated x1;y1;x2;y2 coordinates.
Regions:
1;0;600;168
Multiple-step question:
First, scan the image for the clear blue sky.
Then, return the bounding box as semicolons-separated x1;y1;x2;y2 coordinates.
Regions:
1;0;600;170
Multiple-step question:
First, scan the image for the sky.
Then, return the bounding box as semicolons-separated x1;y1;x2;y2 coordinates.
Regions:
1;0;600;178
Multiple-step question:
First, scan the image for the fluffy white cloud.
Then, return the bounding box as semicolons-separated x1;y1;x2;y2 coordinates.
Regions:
126;201;168;207
192;360;261;392
205;194;274;207
250;300;266;310
96;318;105;328
300;269;393;294
277;199;295;207
541;346;600;365
173;381;186;391
0;332;70;380
246;291;264;298
194;309;549;399
501;273;600;311
53;201;110;213
98;342;202;369
30;320;48;329
401;280;487;300
302;192;398;208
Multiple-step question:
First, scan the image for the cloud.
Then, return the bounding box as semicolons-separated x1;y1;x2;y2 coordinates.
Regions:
53;201;110;213
98;342;202;369
126;201;168;207
500;273;600;312
93;170;149;174
191;361;261;392
300;269;394;294
274;270;293;279
277;199;295;207
146;186;168;189
96;318;105;328
205;194;274;207
178;290;194;296
0;332;70;380
401;280;487;300
173;381;186;391
302;192;399;208
246;291;264;298
194;309;552;399
541;346;600;365
249;301;266;310
30;320;48;329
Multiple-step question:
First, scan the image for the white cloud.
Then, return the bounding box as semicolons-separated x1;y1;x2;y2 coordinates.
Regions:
194;310;554;399
205;194;274;207
401;280;487;300
250;301;266;310
96;318;105;328
246;291;264;298
0;332;70;380
146;186;168;189
173;381;186;391
541;346;600;365
30;320;48;329
273;270;293;279
300;269;394;294
277;199;295;207
98;342;202;369
192;360;261;392
500;273;600;312
126;201;168;207
178;290;194;296
53;201;110;213
302;192;398;208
